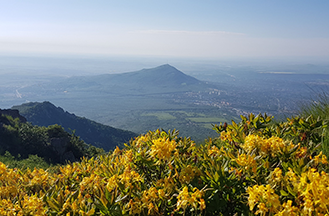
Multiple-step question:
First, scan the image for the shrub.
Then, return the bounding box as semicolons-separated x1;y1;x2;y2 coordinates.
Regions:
0;114;328;215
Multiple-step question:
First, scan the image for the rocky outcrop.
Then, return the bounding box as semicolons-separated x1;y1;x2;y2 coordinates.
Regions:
0;109;27;123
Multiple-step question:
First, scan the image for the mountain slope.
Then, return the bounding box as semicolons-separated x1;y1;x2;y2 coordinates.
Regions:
12;101;137;151
42;64;205;95
94;64;201;87
0;112;103;164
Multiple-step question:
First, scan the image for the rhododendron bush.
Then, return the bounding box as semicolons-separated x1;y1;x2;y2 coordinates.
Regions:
0;113;328;215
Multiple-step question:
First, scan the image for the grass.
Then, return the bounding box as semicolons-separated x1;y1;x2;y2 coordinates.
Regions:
187;117;228;123
174;111;206;117
299;91;329;157
299;92;329;119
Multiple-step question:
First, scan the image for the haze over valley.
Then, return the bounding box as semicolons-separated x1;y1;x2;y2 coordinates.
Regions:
1;55;329;142
1;0;329;142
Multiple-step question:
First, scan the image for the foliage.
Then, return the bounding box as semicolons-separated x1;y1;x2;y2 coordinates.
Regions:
0;114;104;164
299;91;329;157
0;112;329;215
0;151;51;170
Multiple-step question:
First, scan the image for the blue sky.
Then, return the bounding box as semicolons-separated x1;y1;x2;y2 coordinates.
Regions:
1;0;329;59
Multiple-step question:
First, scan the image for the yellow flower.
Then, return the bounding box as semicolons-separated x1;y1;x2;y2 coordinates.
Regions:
114;168;143;190
313;151;328;165
199;198;206;210
247;184;280;214
286;168;298;188
242;134;265;153
220;130;233;142
243;135;294;156
296;146;308;158
236;153;257;173
0;162;7;174
208;146;221;156
176;186;190;210
303;198;314;215
135;135;149;147
255;203;268;215
156;177;175;195
158;189;165;198
113;146;121;155
179;165;200;184
150;137;177;162
19;194;47;216
126;198;142;215
176;186;205;212
275;200;298;216
106;174;118;192
270;168;283;184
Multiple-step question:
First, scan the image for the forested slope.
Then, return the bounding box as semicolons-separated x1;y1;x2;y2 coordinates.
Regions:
0;112;103;165
12;101;137;151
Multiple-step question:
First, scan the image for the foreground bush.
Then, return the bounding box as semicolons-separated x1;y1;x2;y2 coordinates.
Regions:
0;113;328;215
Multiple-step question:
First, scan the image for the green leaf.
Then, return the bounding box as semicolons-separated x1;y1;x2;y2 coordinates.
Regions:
286;185;297;197
280;190;289;196
214;172;220;182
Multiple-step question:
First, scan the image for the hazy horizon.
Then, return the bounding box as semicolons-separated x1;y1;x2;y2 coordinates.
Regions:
1;1;329;60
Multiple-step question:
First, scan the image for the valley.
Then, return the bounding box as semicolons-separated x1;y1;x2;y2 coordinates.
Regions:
1;56;329;143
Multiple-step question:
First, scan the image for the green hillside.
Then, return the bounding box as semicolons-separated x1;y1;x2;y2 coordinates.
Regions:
0;112;103;166
12;101;137;151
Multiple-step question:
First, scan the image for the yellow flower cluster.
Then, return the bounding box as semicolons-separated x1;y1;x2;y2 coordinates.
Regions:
124;186;162;215
179;165;201;184
243;134;294;156
220;130;234;142
0;162;55;215
0;194;46;216
247;184;281;215
155;176;175;195
312;151;328;165
298;168;329;215
176;186;206;212
247;167;329;215
235;153;257;174
150;137;177;162
269;167;283;185
275;200;298;216
296;146;308;158
1;121;329;215
207;145;225;157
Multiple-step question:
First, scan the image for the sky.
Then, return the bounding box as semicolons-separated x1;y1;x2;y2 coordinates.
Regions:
1;0;329;60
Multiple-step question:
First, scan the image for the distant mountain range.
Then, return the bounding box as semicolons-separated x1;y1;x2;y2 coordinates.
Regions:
29;64;206;95
10;64;223;141
12;101;137;151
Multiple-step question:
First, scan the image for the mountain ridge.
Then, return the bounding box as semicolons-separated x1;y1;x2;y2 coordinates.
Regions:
12;101;137;151
50;64;205;95
102;64;201;86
